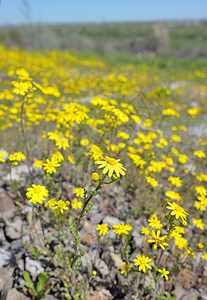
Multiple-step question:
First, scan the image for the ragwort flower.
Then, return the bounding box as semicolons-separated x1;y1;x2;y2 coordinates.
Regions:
95;156;127;177
134;254;152;273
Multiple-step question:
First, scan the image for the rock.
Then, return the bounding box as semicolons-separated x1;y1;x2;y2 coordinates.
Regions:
25;256;44;276
3;164;30;187
0;188;15;213
102;216;122;227
89;288;113;300
5;216;22;240
6;288;30;300
109;252;123;268
0;267;14;291
42;295;58;300
82;235;96;246
173;283;198;300
83;220;95;234
95;258;109;277
0;249;13;267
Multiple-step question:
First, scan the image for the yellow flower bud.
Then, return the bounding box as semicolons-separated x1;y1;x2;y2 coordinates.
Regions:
91;172;99;182
111;174;119;181
92;270;97;276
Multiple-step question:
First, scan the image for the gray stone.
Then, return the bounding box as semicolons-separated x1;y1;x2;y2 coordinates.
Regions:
5;217;22;240
0;249;13;267
42;295;57;300
25;256;44;276
0;267;14;291
95;258;109;277
109;252;123;268
3;164;31;186
102;216;122;226
6;288;30;300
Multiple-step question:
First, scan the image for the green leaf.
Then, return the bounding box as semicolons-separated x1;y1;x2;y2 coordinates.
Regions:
37;272;50;297
30;246;40;258
23;272;37;297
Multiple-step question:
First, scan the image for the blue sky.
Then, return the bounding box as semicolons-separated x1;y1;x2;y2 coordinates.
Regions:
0;0;207;25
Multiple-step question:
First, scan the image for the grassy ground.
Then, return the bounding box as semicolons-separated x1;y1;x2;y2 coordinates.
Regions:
1;21;207;57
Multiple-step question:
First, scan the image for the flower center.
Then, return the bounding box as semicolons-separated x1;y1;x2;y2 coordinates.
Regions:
140;258;147;265
175;206;183;212
34;187;41;194
107;158;117;166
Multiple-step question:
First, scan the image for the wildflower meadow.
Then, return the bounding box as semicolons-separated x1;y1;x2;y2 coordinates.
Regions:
0;45;207;299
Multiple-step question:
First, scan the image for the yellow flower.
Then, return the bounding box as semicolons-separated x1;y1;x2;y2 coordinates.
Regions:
147;230;169;250
166;202;188;220
73;188;84;198
141;227;152;236
12;81;31;95
192;218;205;230
55;137;69;150
158;268;170;280
185;248;196;258
120;262;130;275
146;176;159;187
52;200;69;215
33;159;43;169
201;252;207;261
26;184;48;204
80;139;89;146
134;254;152;273
194;150;206;159
96;224;109;236
91;172;100;182
67;155;74;164
167;176;182;187
165;191;182;201
95;156;127;177
51;151;64;162
113;223;132;235
197;243;204;249
43;159;60;174
45;198;57;208
148;215;163;229
72;198;82;210
188;107;200;118
175;237;188;249
0;151;7;163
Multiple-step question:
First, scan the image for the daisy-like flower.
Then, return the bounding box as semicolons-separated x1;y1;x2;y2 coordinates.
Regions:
158;268;170;280
192;218;205;230
194;150;206;159
185;248;196;258
147;230;169;250
197;243;204;249
73;188;84;198
0;151;7;163
33;159;43;169
120;262;130;275
166;202;188;221
55;137;70;150
72;198;82;210
12;81;31;95
113;223;132;235
96;223;109;236
45;198;57;208
43;159;60;174
134;254;152;273
148;215;163;229
26;184;48;204
95;156;127;177
201;252;207;261
51;200;70;215
67;155;74;164
141;227;152;236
